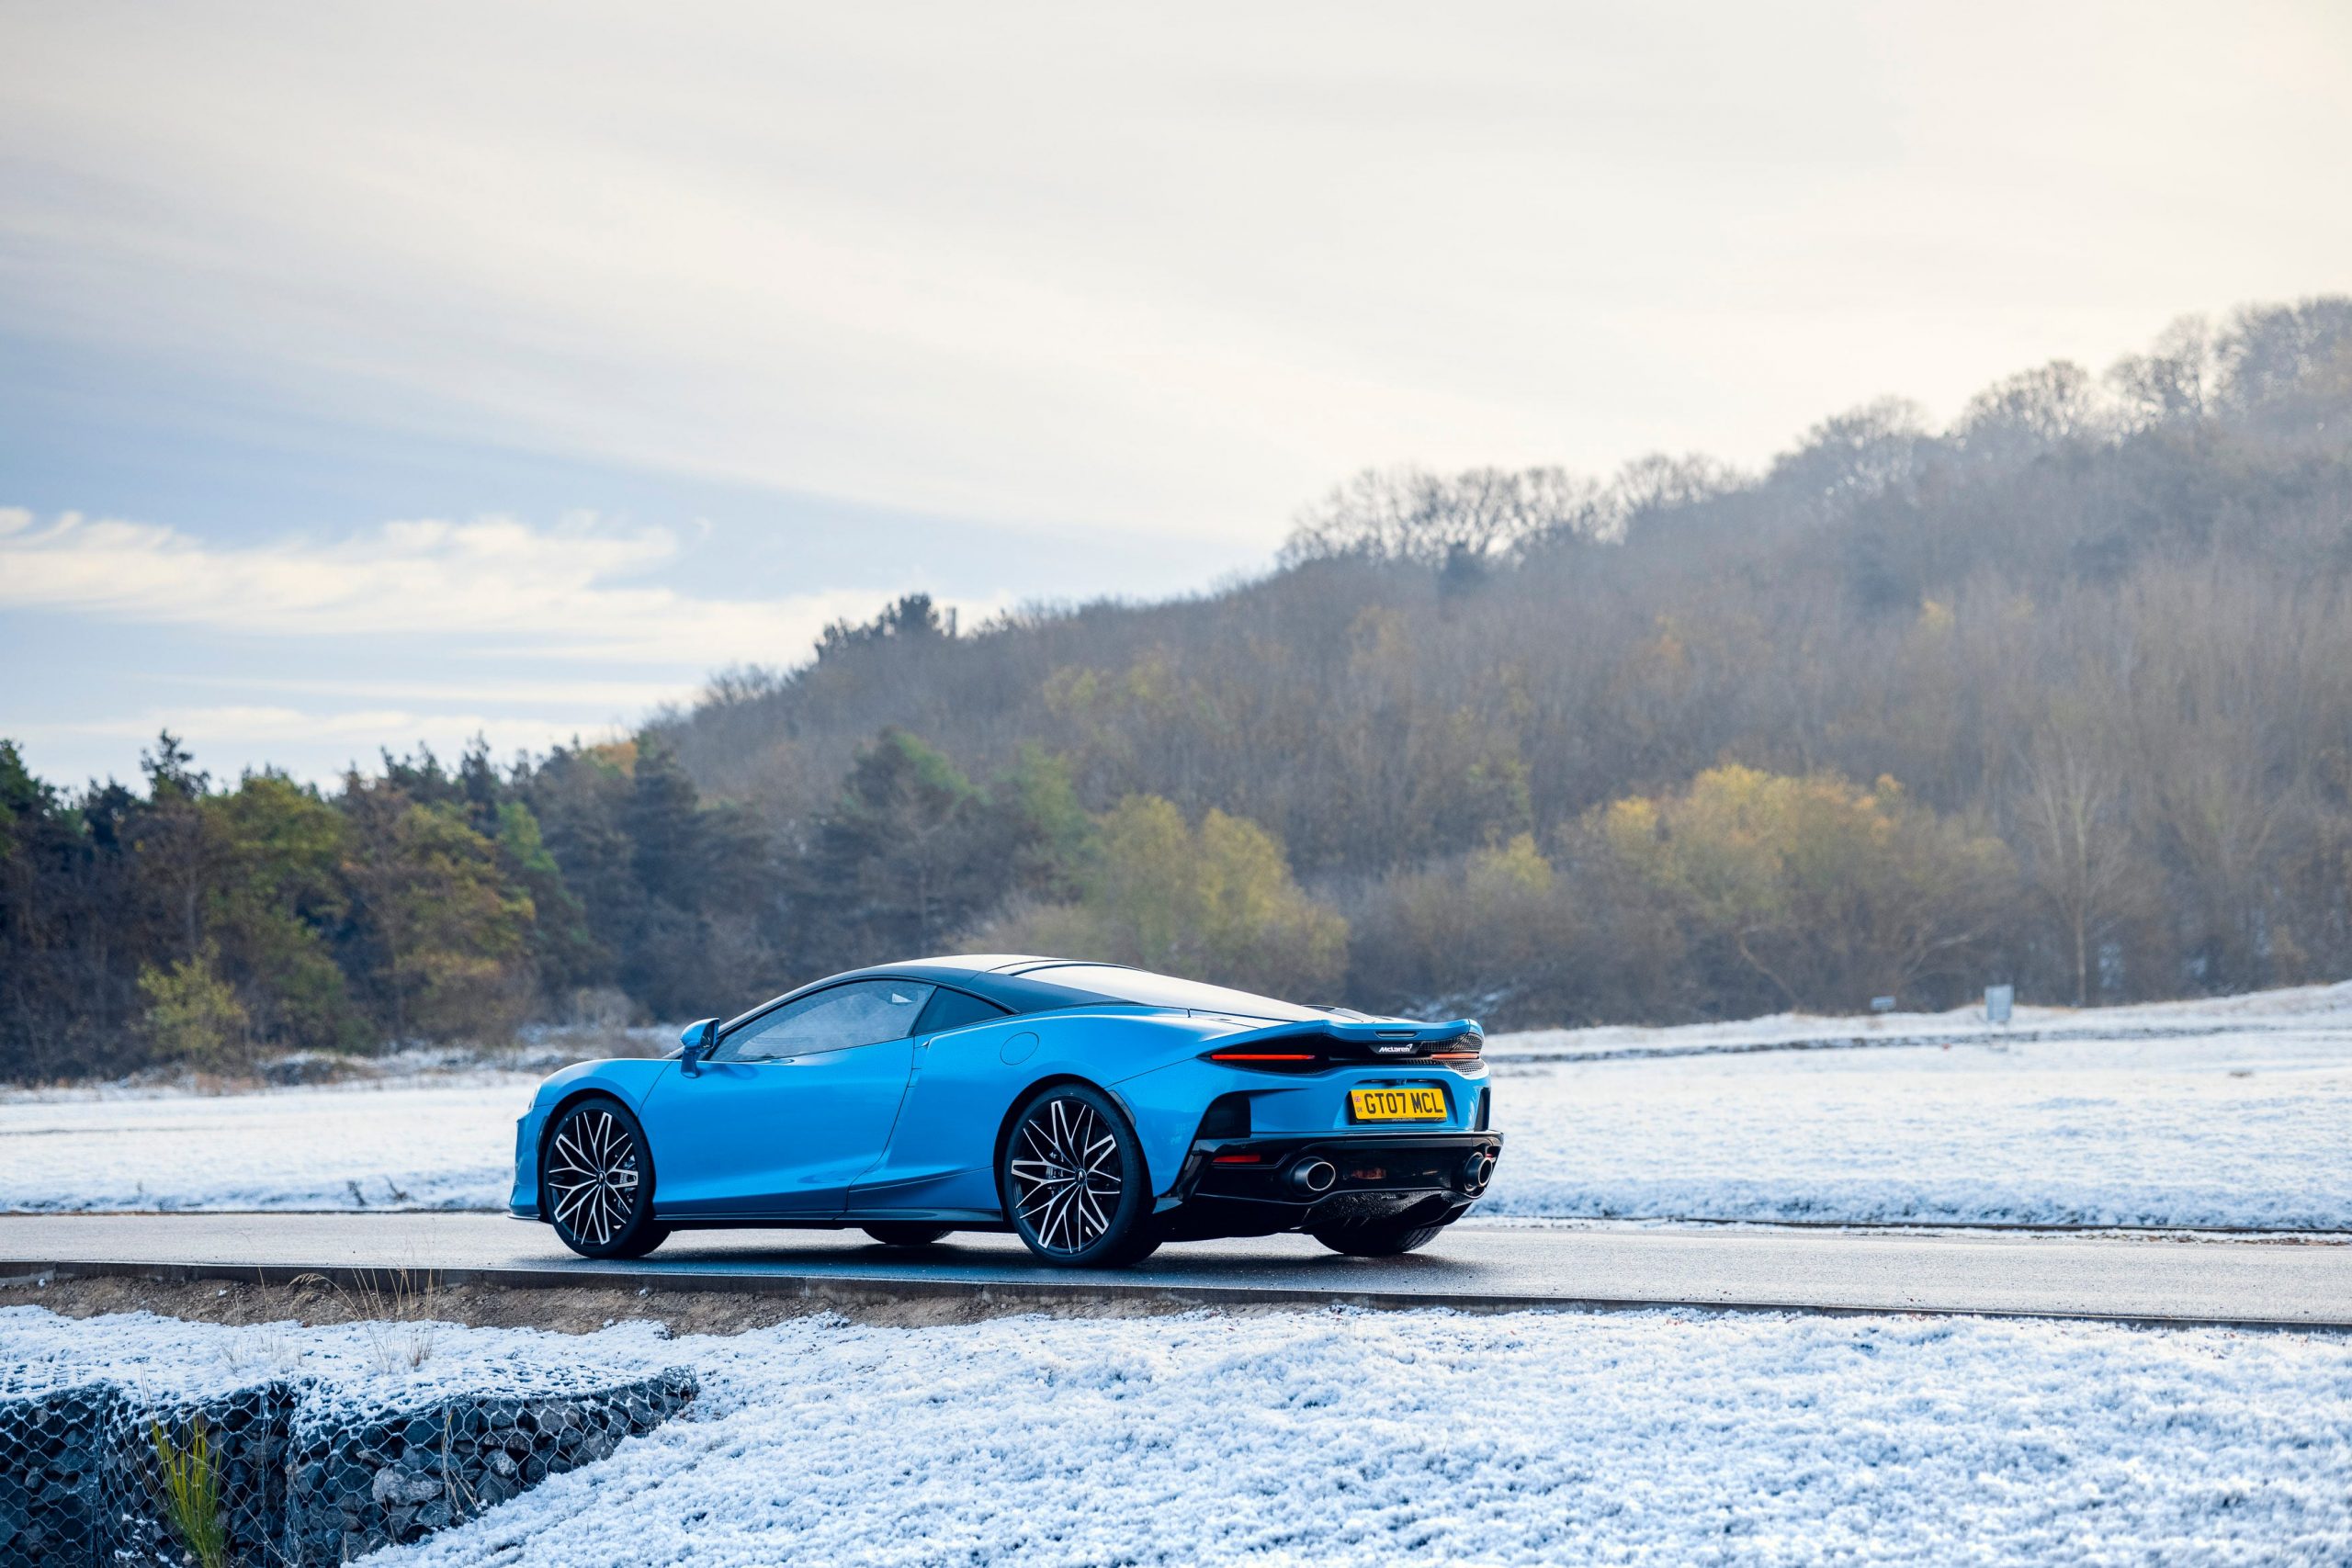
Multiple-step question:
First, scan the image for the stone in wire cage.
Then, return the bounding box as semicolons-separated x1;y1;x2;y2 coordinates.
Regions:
0;1369;695;1565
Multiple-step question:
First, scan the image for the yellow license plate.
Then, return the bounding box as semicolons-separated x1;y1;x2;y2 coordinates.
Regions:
1349;1087;1447;1122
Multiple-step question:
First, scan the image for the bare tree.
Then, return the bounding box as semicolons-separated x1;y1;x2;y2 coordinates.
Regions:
2014;724;2136;1006
1955;360;2104;460
1282;466;1607;566
2108;315;2214;429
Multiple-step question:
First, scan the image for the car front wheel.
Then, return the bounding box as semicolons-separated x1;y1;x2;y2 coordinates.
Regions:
543;1096;670;1259
999;1083;1158;1267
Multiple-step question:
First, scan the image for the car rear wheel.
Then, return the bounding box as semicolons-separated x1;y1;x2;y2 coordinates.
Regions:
544;1096;669;1259
863;1224;952;1247
1000;1083;1157;1267
1310;1218;1447;1258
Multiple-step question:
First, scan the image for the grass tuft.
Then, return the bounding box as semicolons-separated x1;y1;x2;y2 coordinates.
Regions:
290;1267;442;1372
149;1416;231;1568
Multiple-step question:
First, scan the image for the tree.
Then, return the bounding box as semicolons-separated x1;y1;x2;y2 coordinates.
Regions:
2217;297;2352;421
981;796;1347;998
135;944;249;1067
1955;360;2102;461
1283;466;1607;566
1601;766;2016;1013
0;741;152;1076
2108;315;2215;428
2012;726;2139;1006
132;731;218;960
1768;399;1934;518
202;771;364;1050
342;783;537;1042
792;728;1049;974
1344;834;1588;1022
815;592;957;662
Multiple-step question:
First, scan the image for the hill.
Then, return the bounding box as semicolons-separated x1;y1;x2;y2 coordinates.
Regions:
6;299;2350;1077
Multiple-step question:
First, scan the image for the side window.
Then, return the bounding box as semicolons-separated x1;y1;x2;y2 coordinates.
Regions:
713;981;937;1064
915;987;1011;1036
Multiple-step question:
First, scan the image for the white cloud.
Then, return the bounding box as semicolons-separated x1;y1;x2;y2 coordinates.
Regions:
0;508;997;668
32;705;591;744
157;673;703;709
11;705;628;784
5;5;2346;540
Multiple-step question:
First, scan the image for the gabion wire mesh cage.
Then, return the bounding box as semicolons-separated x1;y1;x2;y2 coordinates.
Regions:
0;1383;109;1566
99;1382;294;1567
0;1367;695;1566
282;1370;698;1562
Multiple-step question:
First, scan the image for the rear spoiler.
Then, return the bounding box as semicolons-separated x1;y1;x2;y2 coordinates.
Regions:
1196;1015;1482;1070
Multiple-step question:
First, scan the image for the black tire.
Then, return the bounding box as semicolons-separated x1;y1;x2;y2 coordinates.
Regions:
863;1224;953;1247
543;1096;670;1260
1310;1219;1447;1258
999;1082;1157;1268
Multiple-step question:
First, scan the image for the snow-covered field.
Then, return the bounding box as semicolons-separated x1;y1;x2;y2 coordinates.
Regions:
6;983;2350;1230
11;1303;2347;1565
0;1299;646;1409
1494;978;2352;1063
1483;1024;2352;1230
0;1076;533;1213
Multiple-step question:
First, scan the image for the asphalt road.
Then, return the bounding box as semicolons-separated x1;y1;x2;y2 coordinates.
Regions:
3;1213;2347;1326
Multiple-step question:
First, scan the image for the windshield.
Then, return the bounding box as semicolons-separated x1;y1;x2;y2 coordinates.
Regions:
1024;964;1326;1021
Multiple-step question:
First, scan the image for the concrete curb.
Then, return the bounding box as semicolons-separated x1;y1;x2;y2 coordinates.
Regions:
7;1254;2348;1335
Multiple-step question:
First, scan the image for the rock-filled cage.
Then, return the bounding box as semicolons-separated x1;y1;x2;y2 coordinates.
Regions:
1;1309;695;1566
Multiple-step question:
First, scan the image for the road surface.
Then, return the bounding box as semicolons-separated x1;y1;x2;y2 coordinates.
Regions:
3;1213;2346;1326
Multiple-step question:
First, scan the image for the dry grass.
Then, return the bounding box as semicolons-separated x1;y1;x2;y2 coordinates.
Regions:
287;1268;442;1371
2;1269;1257;1337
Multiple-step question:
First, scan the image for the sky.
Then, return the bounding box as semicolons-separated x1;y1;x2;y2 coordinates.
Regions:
4;1;2349;788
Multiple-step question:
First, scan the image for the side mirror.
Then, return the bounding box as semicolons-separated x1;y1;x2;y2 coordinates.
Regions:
679;1018;718;1077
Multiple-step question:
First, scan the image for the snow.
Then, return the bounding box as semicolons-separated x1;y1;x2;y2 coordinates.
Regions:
1482;1023;2352;1230
6;983;2350;1230
1495;977;2352;1062
0;1301;644;1410
270;1305;2352;1566
10;1303;2347;1565
0;1077;536;1213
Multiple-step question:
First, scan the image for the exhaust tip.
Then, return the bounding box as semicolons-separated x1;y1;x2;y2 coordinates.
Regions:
1289;1158;1338;1196
1460;1152;1496;1195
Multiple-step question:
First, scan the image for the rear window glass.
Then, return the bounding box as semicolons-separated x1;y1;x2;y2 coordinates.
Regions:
915;987;1010;1034
1023;964;1325;1021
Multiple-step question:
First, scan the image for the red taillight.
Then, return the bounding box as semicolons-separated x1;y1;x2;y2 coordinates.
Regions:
1207;1052;1318;1063
1212;1154;1263;1165
1430;1050;1481;1063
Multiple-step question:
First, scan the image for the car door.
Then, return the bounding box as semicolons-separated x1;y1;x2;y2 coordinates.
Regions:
641;979;935;1218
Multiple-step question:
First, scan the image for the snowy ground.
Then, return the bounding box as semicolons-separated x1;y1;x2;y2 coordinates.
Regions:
12;1303;2347;1565
1493;978;2352;1062
1482;1023;2352;1230
0;1300;645;1409
6;983;2350;1230
0;1077;533;1213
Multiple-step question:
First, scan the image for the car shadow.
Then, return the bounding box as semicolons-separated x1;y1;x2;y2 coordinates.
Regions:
624;1229;1487;1284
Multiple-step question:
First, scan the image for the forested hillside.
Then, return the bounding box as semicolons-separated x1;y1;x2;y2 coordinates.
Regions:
6;298;2350;1078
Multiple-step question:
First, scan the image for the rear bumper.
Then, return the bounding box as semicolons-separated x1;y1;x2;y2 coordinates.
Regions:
1155;1130;1504;1240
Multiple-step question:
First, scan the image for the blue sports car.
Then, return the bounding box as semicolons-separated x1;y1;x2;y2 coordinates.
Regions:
511;955;1501;1267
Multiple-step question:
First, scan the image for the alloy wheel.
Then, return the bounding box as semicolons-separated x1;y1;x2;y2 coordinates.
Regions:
1008;1095;1125;1257
546;1106;642;1249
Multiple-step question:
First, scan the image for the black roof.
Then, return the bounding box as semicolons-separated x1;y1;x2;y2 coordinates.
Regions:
718;955;1122;1032
830;955;1116;1015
